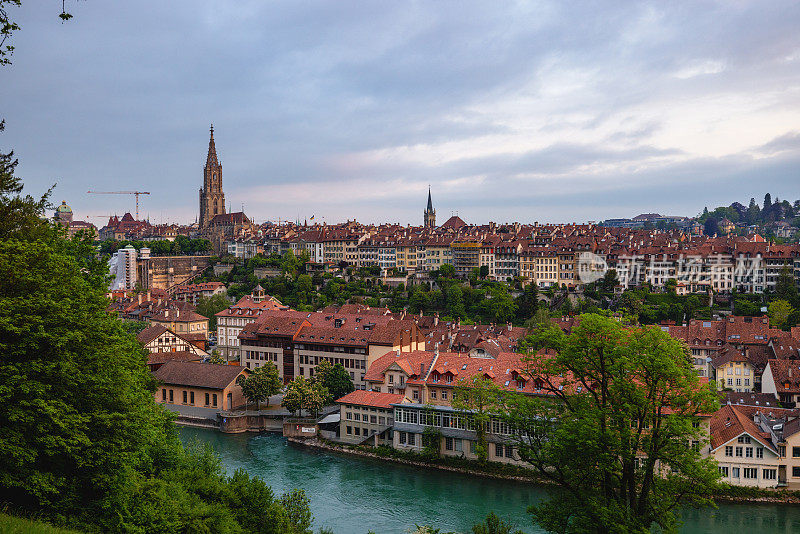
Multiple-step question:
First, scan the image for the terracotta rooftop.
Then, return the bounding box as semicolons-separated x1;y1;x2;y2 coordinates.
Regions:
152;361;246;390
336;390;407;409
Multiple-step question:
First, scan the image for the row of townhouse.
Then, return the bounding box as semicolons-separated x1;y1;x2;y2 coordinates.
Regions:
334;344;800;487
228;221;800;292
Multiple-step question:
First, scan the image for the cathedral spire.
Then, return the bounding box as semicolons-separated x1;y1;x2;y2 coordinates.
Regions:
206;124;219;166
427;186;433;212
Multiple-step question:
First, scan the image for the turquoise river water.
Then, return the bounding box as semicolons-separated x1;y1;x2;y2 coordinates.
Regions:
179;427;800;534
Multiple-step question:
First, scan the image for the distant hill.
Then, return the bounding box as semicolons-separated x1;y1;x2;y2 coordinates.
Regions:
699;193;800;234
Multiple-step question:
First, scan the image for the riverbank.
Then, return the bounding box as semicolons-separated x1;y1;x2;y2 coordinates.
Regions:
288;436;800;505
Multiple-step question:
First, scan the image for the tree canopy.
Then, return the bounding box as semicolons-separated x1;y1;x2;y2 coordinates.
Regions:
504;314;720;533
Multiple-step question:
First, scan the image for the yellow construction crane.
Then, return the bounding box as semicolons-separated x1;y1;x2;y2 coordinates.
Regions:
87;191;151;220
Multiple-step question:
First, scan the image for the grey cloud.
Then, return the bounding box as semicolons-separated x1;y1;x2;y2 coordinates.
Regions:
2;1;799;223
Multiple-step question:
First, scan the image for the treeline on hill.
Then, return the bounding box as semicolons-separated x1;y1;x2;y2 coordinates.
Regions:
97;236;212;256
699;193;800;237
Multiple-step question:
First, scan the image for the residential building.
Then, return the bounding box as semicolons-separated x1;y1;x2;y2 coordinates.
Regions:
152;360;248;412
215;288;289;360
337;390;406;445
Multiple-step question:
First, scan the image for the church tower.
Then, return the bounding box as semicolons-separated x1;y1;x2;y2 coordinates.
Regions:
424;187;436;229
199;125;225;229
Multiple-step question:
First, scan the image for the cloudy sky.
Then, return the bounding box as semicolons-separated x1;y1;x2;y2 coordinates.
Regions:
3;1;800;225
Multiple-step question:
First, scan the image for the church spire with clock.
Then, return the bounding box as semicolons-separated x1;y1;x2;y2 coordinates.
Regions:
199;124;226;229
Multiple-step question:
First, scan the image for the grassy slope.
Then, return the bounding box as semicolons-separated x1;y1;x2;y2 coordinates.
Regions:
0;513;80;534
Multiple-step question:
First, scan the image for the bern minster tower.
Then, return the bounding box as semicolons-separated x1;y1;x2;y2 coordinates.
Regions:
199;125;225;229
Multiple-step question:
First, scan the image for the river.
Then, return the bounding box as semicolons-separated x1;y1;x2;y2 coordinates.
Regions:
179;427;800;534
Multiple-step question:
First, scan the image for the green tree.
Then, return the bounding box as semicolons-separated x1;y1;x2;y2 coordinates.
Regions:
452;376;502;462
775;264;798;303
506;314;719;534
238;363;283;411
195;292;230;330
280;488;314;534
471;512;524;534
208;349;225;364
281;382;303;416
768;299;794;330
515;283;539;323
303;381;331;418
439;263;455;278
313;360;354;400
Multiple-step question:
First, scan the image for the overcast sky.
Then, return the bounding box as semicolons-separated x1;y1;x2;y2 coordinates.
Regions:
3;1;800;226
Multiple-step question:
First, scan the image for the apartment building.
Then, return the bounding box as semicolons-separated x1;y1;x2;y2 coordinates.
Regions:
215;287;289;360
238;309;424;387
451;241;480;278
173;281;227;306
337;390;406;446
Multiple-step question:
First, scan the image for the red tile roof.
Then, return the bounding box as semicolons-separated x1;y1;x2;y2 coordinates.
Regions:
335;390;406;409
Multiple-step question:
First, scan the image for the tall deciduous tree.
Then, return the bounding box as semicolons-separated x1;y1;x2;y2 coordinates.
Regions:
504;314;719;534
452;376;502;462
195;292;230;330
313;359;354;400
238;363;283;410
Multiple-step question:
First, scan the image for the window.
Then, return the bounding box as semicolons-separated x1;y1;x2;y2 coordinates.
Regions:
412;390;419;400
445;437;454;451
470;441;477;454
793;466;800;478
727;378;733;386
354;427;361;436
408;433;416;446
735;446;743;457
763;469;776;480
430;390;437;399
370;415;377;424
454;438;463;452
212;394;217;407
732;467;740;478
738;435;751;444
346;426;352;435
505;445;513;458
719;466;729;477
756;447;763;459
162;389;166;401
745;447;753;458
182;391;187;404
441;391;448;400
792;447;800;458
345;411;352;421
725;446;733;457
190;391;195;405
495;443;504;457
743;468;758;479
399;431;406;444
169;389;174;402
